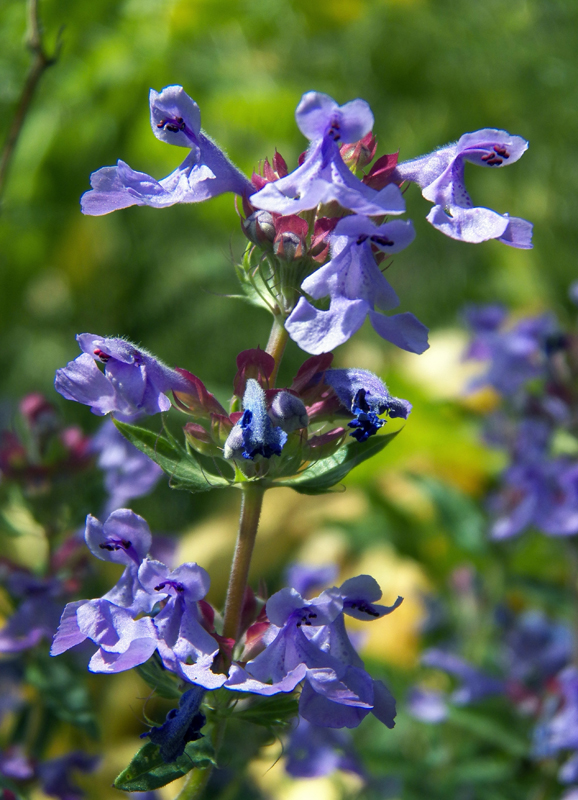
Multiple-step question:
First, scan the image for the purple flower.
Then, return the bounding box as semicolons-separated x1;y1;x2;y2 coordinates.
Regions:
250;91;405;217
224;379;288;460
502;610;572;687
464;310;554;396
286;217;428;354
285;717;364;778
406;688;448;723
0;747;34;781
285;563;339;598
55;334;190;418
533;667;578;755
324;368;412;442
394;129;532;247
137;559;221;685
141;686;205;763
421;648;505;705
52;510;223;685
52;510;158;666
0;573;64;653
92;419;163;514
81;85;252;215
226;576;400;730
37;751;99;800
85;509;154;609
490;459;578;540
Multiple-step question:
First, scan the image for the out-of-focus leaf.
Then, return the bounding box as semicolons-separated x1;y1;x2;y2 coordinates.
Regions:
0;773;26;799
448;706;528;757
113;738;216;791
136;654;182;700
273;433;398;494
26;656;98;738
114;420;230;493
411;474;487;554
0;488;45;539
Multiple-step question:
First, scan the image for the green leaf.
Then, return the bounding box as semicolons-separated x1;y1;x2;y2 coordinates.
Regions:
136;654;182;700
114;420;230;493
272;432;398;494
114;739;216;791
232;693;299;728
447;706;528;757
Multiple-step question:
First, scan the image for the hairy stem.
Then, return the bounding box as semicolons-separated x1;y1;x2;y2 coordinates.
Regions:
0;0;62;204
222;483;265;646
266;315;289;388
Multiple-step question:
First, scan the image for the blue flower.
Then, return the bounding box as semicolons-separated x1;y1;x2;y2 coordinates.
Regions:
51;511;225;687
141;687;206;763
224;379;288;460
325;368;412;442
81;86;253;215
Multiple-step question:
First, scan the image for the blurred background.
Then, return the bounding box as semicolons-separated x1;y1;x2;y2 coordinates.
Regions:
1;0;578;798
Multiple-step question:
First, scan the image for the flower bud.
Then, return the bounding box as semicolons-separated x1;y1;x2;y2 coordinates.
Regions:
362;151;399;190
340;132;378;171
184;422;221;457
233;349;275;398
223;424;245;460
269;391;309;433
273;215;309;263
274;231;302;261
242;210;275;245
172;369;228;419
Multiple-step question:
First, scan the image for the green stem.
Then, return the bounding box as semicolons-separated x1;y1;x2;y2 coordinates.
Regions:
0;0;62;205
175;718;227;800
222;483;265;645
175;315;287;799
266;315;289;388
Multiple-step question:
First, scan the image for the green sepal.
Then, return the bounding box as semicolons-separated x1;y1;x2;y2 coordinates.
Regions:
136;654;182;700
114;419;231;493
113;738;216;791
272;432;398;494
234;245;276;312
232;693;299;729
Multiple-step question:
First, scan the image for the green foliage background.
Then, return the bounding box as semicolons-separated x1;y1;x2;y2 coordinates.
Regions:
1;0;578;798
2;0;577;404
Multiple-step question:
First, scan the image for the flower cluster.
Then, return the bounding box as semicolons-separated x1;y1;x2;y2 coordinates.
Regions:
463;301;578;539
409;592;578;797
78;85;532;359
56;339;412;483
52;510;402;737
